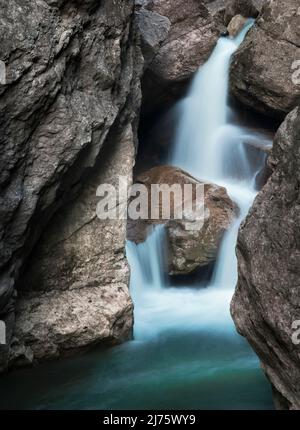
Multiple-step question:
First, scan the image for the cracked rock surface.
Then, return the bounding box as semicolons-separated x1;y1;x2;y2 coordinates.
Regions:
0;0;143;369
231;107;300;409
230;0;300;119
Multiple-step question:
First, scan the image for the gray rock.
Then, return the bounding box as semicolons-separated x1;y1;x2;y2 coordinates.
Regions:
231;106;300;409
136;9;171;67
230;0;300;119
204;0;226;20
12;126;136;364
140;0;222;113
0;0;143;370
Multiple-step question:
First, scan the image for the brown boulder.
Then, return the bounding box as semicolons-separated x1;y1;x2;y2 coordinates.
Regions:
127;166;237;275
230;0;300;119
231;107;300;409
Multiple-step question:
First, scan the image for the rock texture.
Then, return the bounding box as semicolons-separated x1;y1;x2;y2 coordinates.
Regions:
231;107;300;410
135;7;171;67
138;0;222;113
227;14;248;37
230;0;300;119
0;0;142;370
127;166;237;275
12;127;135;366
224;0;265;25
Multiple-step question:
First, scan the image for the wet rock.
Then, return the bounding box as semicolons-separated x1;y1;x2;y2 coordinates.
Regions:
231;107;300;409
127;166;237;275
230;0;300;119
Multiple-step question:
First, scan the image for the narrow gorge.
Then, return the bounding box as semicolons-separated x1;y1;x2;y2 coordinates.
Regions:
0;0;300;411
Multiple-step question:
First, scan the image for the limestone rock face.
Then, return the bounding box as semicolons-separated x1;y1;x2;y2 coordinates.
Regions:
230;0;300;119
0;0;143;370
231;107;300;410
13;127;135;365
127;166;237;275
139;0;222;112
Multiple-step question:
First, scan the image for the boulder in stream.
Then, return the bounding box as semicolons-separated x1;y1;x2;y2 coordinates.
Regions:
127;166;238;276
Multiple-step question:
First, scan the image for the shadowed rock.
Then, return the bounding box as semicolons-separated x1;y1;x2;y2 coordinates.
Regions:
0;0;143;370
231;107;300;409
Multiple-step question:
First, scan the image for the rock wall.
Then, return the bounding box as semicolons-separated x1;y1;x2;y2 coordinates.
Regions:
231;106;300;409
0;0;143;370
230;0;300;119
137;0;223;113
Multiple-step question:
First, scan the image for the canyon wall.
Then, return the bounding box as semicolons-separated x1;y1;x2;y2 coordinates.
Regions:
1;0;300;413
231;0;300;409
232;107;300;409
0;0;143;370
230;0;300;119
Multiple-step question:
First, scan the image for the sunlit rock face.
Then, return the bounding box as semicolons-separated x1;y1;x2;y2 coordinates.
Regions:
230;0;300;119
127;165;237;276
0;0;143;370
232;107;300;410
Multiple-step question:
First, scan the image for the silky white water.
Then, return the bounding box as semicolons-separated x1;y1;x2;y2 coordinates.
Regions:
127;20;272;341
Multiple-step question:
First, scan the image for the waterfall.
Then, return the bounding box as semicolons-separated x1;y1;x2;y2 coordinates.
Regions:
126;225;167;296
171;20;255;181
0;20;274;411
127;20;271;340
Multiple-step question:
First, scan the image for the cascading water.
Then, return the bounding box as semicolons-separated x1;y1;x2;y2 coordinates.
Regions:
123;19;274;408
128;19;270;338
0;21;274;411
